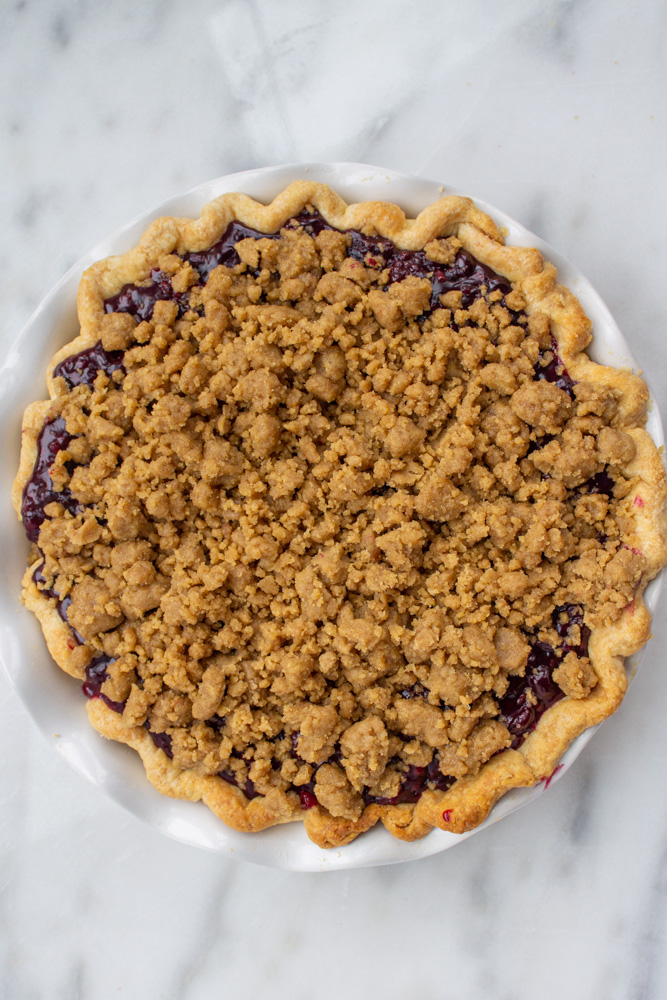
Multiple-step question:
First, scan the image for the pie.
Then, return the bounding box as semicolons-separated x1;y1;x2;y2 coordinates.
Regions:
13;181;667;849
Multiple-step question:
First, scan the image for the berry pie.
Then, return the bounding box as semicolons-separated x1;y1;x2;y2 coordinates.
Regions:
13;182;667;848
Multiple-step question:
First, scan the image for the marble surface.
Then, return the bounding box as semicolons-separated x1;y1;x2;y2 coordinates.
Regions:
1;1;667;997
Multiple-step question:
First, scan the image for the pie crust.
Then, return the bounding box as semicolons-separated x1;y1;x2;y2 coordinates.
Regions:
13;181;667;849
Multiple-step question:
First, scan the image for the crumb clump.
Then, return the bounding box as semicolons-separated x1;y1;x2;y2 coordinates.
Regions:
31;219;645;818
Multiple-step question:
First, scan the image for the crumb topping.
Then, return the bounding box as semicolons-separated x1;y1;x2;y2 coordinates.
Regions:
24;213;646;816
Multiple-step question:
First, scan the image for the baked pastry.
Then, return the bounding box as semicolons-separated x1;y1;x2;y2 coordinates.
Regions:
13;181;667;849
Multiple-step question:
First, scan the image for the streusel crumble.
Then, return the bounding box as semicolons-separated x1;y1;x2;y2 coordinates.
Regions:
14;183;667;847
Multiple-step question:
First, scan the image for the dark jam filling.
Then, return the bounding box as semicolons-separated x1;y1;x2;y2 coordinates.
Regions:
498;603;590;748
218;748;260;801
21;417;80;542
286;730;454;810
364;759;455;808
53;343;125;389
103;220;283;322
205;713;227;733
581;470;615;496
553;603;591;658
219;770;259;802
104;267;193;322
82;658;174;754
535;335;577;397
55;593;85;644
343;225;511;310
30;566;85;644
186;220;282;282
31;562;57;600
399;684;429;700
21;336;119;541
102;209;512;324
497;643;562;747
23;210;594;810
146;727;174;758
82;655;124;713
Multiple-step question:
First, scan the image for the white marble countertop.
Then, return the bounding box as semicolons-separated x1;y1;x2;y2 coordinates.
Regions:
2;1;667;997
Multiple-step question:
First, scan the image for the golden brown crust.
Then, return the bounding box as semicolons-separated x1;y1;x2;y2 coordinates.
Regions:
22;561;86;681
13;182;667;848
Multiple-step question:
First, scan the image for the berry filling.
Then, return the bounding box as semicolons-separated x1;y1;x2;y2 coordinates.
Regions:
498;603;590;747
31;561;57;600
553;602;591;653
581;470;615;496
21;417;79;542
83;657;173;754
343;226;511;309
289;728;455;810
498;642;562;745
53;343;125;389
186;220;282;282
535;336;577;396
104;269;191;322
102;210;511;323
146;728;174;758
399;683;429;700
82;656;124;713
364;760;455;807
218;749;260;800
218;770;259;801
23;338;120;544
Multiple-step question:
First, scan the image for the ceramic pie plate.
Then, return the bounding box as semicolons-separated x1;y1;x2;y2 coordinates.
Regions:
0;162;663;871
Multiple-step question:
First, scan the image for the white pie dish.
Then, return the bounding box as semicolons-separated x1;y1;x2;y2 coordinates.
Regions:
0;161;663;871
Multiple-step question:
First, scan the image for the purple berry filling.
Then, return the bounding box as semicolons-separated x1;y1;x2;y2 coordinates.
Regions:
21;416;80;542
22;335;123;542
31;564;86;644
104;267;193;322
399;684;429;700
218;748;260;801
498;642;562;745
535;336;577;396
186;220;281;281
364;759;455;807
83;659;172;755
31;562;57;599
82;655;115;697
103;219;283;322
218;770;259;801
82;655;124;713
53;342;124;389
344;227;511;309
102;210;511;324
54;593;85;644
288;730;455;811
581;470;615;496
498;603;591;748
146;727;174;758
553;602;591;659
298;787;318;810
205;714;227;733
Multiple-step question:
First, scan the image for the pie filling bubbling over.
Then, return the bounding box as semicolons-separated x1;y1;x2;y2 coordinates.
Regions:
22;208;637;817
